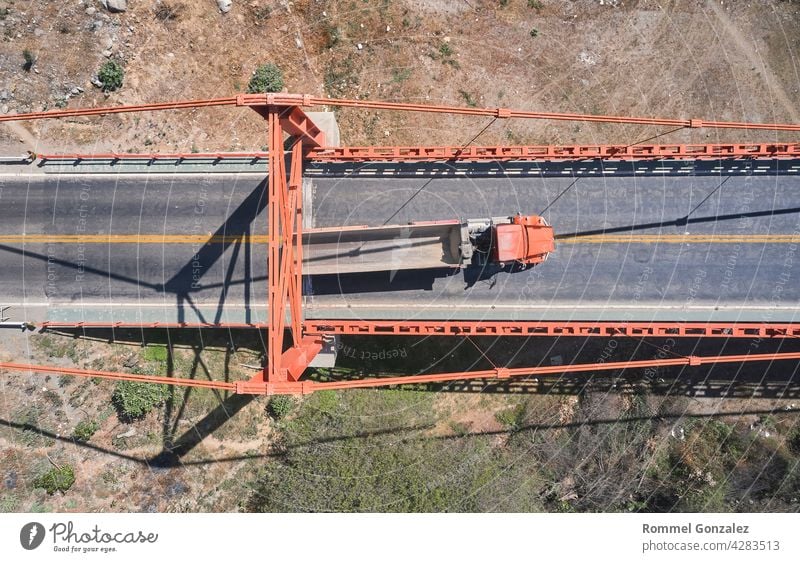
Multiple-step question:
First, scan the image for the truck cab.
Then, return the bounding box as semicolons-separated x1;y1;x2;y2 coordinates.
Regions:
467;214;554;269
491;215;554;266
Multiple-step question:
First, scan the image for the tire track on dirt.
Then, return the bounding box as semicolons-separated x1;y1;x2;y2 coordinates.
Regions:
705;0;800;123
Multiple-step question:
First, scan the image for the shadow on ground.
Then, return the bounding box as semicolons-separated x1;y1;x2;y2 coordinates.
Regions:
11;329;800;469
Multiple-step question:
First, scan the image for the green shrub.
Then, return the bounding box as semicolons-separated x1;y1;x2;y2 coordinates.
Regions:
112;380;171;420
250;5;271;22
321;22;340;49
247;63;284;94
72;419;99;442
495;404;527;430
528;0;544;9
0;493;19;512
97;60;124;92
788;427;800;455
458;89;477;107
434;42;459;68
266;395;295;420
34;465;75;495
154;1;183;21
22;49;35;71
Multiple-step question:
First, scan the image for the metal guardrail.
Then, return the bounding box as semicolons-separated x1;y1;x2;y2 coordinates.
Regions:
0;307;33;330
0;322;32;331
0;152;35;164
36;154;269;174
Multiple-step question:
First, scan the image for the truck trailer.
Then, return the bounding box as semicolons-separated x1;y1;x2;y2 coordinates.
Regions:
302;214;554;275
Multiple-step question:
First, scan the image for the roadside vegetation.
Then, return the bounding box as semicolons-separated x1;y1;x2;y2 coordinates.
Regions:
71;419;99;442
33;465;75;495
266;395;294;420
97;60;124;92
22;49;35;71
112;380;171;421
245;388;800;512
247;388;545;512
5;331;800;512
247;63;284;93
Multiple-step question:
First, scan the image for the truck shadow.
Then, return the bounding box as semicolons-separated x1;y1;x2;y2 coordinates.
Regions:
308;264;535;294
308;268;458;294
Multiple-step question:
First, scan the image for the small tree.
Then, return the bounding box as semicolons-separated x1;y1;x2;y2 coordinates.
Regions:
22;49;35;71
247;63;284;93
98;60;124;92
266;395;295;420
34;465;75;495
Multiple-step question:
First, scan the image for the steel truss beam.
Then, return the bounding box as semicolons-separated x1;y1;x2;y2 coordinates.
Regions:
0;361;236;391
302;351;800;391
37;321;800;340
5;92;800;132
3;350;800;395
303;321;800;339
36;141;800;163
309;142;800;161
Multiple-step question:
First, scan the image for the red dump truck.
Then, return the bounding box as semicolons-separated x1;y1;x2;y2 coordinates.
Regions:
302;214;554;275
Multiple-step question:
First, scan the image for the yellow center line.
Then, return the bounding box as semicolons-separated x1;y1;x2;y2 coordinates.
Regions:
558;234;800;244
0;234;797;245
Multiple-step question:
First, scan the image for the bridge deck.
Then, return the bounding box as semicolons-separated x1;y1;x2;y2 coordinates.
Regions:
0;160;798;325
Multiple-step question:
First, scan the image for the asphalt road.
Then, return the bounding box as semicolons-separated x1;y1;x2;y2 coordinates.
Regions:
0;161;799;324
0;173;268;324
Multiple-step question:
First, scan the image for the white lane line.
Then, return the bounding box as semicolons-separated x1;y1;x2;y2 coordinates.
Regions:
304;303;798;310
7;302;798;311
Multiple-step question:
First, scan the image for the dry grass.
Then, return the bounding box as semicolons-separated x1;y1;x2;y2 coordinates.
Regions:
1;1;799;155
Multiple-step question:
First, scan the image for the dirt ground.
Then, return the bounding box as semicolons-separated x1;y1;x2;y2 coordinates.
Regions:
0;330;271;512
1;0;800;154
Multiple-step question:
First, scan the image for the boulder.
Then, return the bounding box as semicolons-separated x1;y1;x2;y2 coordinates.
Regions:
104;0;128;13
115;427;136;439
217;0;232;13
